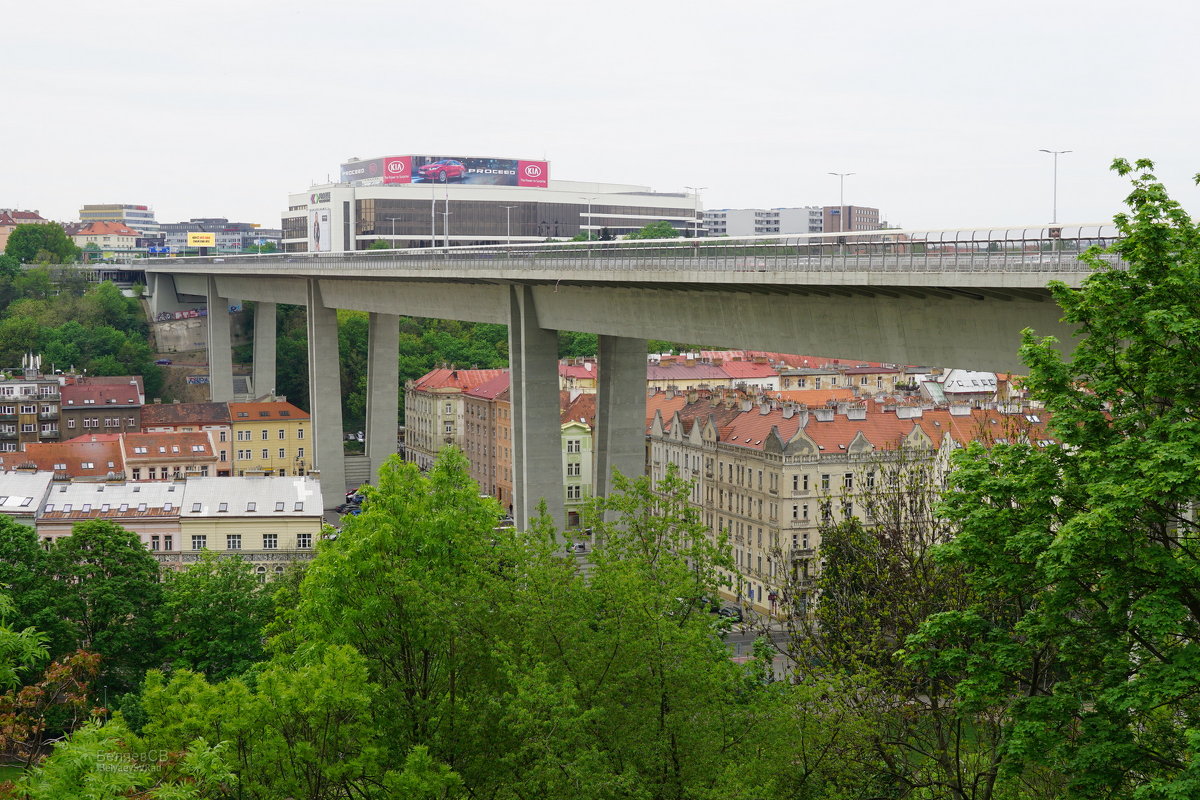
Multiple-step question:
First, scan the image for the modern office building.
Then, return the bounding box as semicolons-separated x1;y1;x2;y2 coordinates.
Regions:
282;153;703;252
78;204;160;236
704;207;824;237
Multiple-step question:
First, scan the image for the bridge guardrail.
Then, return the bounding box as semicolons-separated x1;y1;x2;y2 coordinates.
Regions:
141;223;1125;275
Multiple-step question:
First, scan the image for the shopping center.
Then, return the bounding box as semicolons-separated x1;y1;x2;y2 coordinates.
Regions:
281;154;702;252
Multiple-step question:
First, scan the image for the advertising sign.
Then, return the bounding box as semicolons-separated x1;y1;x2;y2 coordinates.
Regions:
187;232;216;247
309;208;332;252
339;155;550;187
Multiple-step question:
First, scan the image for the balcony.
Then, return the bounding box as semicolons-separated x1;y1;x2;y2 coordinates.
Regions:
39;429;60;439
38;412;57;420
789;547;815;559
0;431;16;440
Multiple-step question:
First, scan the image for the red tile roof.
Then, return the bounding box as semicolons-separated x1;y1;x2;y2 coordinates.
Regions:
61;382;142;407
721;361;778;380
76;221;140;237
15;439;124;478
0;210;48;226
463;372;510;400
123;432;214;461
141;402;231;428
412;368;509;392
561;392;596;426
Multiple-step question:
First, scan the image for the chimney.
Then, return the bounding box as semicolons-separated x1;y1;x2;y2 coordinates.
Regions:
813;407;834;422
782;403;795;419
846;403;867;421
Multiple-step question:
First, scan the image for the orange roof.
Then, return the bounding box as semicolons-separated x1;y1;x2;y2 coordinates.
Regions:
645;391;688;427
16;439;123;478
77;221;140;237
561;392;596;426
770;388;857;404
228;401;309;421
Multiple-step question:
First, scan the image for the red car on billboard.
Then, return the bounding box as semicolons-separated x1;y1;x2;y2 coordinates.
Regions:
417;159;467;183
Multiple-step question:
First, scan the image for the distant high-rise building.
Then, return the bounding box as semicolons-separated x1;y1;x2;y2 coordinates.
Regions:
704;207;825;237
79;204;160;236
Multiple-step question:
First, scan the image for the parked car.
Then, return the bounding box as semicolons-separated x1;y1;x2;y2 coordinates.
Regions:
569;542;587;554
154;358;172;365
717;606;744;623
417;159;467;183
335;502;361;514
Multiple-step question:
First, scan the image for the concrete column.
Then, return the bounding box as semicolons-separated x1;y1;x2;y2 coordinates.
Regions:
508;285;563;530
253;301;277;399
306;280;345;509
366;312;400;480
595;334;648;500
206;276;234;402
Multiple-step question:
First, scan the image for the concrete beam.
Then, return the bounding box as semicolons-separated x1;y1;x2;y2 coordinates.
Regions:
366;313;400;481
508;285;563;531
595;335;648;501
206;277;234;402
528;285;1075;373
306;280;345;509
253;302;277;399
318;279;509;324
213;275;309;306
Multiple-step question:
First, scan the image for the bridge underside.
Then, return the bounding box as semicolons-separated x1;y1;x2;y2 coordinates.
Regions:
180;274;1071;373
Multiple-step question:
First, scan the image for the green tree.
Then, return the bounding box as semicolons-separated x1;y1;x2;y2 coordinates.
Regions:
0;594;48;692
912;159;1200;797
158;551;274;681
48;520;163;695
4;223;81;265
624;220;683;240
0;518;74;658
367;238;391;250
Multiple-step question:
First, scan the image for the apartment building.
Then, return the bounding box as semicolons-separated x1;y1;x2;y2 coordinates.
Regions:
141;402;233;474
59;378;144;437
704;207;824;237
0;209;50;252
404;368;507;471
561;391;596;528
648;397;1048;616
229;400;310;477
462;373;510;501
29;474;323;575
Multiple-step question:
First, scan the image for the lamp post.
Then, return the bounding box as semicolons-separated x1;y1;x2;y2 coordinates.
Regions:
387;216;403;249
500;205;517;246
685;186;707;239
1038;149;1071;224
827;172;855;234
578;196;597;241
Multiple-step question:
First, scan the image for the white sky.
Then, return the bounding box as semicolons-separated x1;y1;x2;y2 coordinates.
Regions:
4;0;1197;231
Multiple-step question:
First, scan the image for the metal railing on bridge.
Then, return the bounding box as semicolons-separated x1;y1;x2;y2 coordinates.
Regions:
141;223;1125;275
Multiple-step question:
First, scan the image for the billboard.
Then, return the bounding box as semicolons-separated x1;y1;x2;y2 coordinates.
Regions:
309;208;332;252
339;155;549;188
187;232;216;247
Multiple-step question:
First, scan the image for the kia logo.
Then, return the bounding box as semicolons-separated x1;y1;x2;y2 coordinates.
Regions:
387;160;406;174
523;164;543;178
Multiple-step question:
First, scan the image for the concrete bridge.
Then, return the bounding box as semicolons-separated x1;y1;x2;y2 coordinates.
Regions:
142;224;1121;521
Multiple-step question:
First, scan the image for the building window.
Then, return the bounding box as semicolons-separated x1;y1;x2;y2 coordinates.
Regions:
150;535;160;551
261;430;269;440
219;430;227;442
566;439;581;453
227;534;241;550
297;428;304;439
566;461;581;477
297;532;312;549
263;533;278;549
844;473;853;489
191;535;207;550
67;419;76;428
297;447;304;459
278;448;286;459
278;429;285;439
131;468;141;480
163;535;172;551
566;485;582;500
261;449;269;459
821;474;830;491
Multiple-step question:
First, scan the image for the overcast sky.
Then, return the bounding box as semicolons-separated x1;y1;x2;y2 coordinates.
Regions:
4;0;1197;232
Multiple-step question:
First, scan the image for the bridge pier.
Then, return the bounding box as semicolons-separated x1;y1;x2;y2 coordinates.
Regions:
306;280;346;509
365;312;400;482
508;285;564;531
252;301;277;399
595;334;648;503
206;277;234;402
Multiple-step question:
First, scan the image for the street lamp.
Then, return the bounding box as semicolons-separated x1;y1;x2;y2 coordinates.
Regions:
1038;149;1071;224
386;216;403;248
685;186;707;238
500;205;517;246
578;196;597;241
827;172;855;234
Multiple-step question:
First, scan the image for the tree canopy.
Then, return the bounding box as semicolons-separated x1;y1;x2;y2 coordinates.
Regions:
623;220;683;239
3;223;80;265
